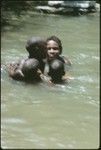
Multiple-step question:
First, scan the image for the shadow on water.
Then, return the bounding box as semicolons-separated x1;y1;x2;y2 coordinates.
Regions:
1;0;48;32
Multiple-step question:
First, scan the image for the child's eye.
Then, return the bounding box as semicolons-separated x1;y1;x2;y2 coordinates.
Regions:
47;47;59;50
54;48;58;50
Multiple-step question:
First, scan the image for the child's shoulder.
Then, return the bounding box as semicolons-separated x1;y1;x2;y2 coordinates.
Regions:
60;55;72;66
57;56;65;63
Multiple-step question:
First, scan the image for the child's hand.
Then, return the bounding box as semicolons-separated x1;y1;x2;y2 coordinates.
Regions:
37;69;42;75
7;63;16;76
62;74;74;81
62;56;72;65
16;69;24;77
38;70;54;86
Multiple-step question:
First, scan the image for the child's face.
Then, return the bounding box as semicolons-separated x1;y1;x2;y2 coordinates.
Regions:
47;40;60;60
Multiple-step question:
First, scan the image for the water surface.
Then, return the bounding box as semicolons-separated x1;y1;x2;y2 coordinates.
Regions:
1;11;100;149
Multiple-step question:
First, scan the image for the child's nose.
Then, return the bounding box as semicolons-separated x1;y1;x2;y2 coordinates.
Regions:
50;48;54;52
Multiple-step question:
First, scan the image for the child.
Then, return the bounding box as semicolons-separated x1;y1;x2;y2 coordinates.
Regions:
8;58;41;81
46;35;72;65
45;35;72;83
48;59;65;83
8;37;47;81
26;37;46;73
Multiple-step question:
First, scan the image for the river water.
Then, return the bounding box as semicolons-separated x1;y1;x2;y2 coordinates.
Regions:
1;11;100;149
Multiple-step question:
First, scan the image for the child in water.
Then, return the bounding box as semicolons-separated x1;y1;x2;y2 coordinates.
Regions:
8;37;47;82
48;59;65;84
45;35;72;84
46;35;72;65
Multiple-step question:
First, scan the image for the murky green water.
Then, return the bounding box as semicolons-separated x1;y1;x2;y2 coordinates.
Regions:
1;11;100;149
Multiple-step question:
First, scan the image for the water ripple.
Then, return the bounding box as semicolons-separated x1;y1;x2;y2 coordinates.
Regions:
76;75;96;83
2;118;26;124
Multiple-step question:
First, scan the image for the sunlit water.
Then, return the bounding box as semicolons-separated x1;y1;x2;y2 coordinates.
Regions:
1;11;100;149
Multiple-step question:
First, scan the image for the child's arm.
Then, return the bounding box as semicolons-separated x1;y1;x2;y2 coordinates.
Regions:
37;69;54;85
8;59;25;80
15;59;25;77
62;72;74;81
62;55;72;66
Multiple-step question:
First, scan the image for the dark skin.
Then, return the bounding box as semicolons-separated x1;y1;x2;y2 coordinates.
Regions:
8;37;47;81
26;37;47;73
47;40;72;65
48;59;73;84
8;58;40;81
46;36;72;84
8;58;72;84
8;36;73;84
47;59;67;84
21;58;41;81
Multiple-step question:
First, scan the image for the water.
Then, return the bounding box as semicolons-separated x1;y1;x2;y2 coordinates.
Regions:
1;11;100;149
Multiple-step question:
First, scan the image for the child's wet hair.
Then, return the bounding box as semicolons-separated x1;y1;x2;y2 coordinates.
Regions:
48;59;65;77
26;37;47;59
22;58;39;74
46;35;62;54
22;58;40;81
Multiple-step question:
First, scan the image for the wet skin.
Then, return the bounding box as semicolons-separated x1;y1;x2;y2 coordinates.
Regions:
47;40;60;60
